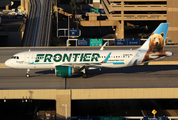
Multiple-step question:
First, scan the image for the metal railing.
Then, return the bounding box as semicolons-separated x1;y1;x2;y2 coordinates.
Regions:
57;29;81;38
109;14;167;20
66;38;140;47
66;116;178;120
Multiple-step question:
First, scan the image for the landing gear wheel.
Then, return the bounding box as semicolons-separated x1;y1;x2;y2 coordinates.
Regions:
82;73;88;78
26;69;30;78
26;74;30;78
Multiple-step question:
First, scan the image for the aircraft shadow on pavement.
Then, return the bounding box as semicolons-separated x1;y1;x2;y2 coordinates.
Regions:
86;65;178;78
34;65;178;78
34;69;55;77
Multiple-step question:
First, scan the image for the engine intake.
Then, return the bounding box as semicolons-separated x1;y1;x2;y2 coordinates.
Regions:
55;66;74;77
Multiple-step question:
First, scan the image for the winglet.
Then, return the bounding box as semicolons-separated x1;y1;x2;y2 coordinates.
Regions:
102;52;111;63
100;42;107;50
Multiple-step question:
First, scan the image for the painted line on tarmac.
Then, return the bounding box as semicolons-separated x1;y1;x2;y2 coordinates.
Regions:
139;61;178;65
0;63;8;68
0;61;178;68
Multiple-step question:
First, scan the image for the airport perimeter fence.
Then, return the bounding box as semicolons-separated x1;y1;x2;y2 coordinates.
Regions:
66;38;140;47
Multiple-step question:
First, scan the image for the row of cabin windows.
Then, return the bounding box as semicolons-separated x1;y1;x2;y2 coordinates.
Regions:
30;56;129;59
11;55;129;60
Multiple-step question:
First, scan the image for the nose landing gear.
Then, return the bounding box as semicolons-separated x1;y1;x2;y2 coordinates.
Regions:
26;69;30;78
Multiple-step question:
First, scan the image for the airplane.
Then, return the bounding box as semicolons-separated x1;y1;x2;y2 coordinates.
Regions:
5;23;172;78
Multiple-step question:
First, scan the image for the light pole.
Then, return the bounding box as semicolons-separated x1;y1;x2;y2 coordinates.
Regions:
62;104;67;119
67;14;72;50
56;0;58;38
68;14;72;39
68;15;69;39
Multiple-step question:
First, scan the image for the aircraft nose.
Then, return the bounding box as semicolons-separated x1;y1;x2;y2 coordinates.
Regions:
5;59;11;67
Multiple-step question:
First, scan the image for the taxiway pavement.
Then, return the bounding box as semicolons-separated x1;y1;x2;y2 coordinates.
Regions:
0;65;178;89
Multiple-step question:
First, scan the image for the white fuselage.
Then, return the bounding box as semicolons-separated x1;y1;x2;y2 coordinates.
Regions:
5;49;146;69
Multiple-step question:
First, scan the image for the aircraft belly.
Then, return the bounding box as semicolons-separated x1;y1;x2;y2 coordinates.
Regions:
32;64;54;69
101;63;126;68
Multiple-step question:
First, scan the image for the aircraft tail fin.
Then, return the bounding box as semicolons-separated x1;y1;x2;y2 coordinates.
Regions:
139;23;169;51
139;23;171;63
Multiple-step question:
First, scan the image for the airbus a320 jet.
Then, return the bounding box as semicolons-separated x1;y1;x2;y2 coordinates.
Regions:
5;23;172;78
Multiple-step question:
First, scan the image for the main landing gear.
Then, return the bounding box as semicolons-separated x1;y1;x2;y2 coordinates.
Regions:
81;68;88;78
26;69;30;78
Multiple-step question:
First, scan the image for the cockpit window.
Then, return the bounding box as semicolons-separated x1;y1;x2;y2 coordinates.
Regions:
11;56;19;59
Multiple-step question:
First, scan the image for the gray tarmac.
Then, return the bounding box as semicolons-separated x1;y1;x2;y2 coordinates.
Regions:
0;65;178;89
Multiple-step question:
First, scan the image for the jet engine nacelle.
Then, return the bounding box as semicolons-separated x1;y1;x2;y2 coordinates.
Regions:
55;66;74;77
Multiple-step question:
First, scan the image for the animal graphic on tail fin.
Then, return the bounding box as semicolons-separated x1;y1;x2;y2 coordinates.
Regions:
142;32;167;62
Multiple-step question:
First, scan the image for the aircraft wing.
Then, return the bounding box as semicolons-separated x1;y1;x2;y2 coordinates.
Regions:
100;42;107;50
62;62;101;66
61;62;101;69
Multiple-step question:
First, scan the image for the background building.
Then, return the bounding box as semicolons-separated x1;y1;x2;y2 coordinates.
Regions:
58;0;178;44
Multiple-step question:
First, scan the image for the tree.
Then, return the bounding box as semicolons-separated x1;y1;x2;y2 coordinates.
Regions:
70;0;76;16
73;4;79;15
73;4;79;28
70;0;76;27
79;0;84;11
70;0;80;28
